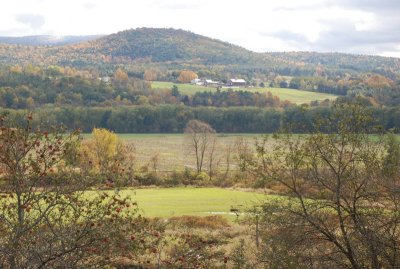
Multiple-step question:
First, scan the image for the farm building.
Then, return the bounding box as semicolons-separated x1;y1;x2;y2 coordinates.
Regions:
227;79;247;87
190;78;203;85
204;79;220;87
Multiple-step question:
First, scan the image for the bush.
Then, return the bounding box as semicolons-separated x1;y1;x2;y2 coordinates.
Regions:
169;215;230;229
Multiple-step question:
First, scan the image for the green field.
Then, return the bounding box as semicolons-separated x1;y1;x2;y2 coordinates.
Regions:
118;187;270;219
151;81;338;104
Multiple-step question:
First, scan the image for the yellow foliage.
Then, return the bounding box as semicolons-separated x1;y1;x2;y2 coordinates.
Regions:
82;128;124;173
24;64;41;75
177;70;198;83
113;68;128;82
92;128;119;158
10;65;23;73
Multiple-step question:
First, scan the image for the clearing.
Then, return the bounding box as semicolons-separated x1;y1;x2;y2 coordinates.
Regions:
151;81;338;104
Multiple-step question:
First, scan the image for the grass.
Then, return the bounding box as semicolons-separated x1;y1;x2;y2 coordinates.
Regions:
151;81;338;104
83;133;399;171
152;81;208;95
82;133;264;171
118;187;270;219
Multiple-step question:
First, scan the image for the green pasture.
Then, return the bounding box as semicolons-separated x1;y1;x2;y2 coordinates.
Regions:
118;187;271;219
151;81;338;104
151;81;207;95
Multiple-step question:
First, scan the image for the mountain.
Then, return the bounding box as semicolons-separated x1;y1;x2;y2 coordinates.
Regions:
80;28;256;64
0;28;399;78
0;35;102;46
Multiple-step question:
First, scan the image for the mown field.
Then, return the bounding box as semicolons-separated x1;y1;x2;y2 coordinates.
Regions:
84;133;397;171
118;187;270;219
83;133;264;171
151;81;338;104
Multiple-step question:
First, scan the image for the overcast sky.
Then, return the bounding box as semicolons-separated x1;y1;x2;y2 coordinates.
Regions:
1;0;400;57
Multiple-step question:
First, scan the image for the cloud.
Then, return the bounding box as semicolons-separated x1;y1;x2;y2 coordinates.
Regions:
151;0;200;10
329;0;400;12
83;2;97;10
1;0;399;57
15;14;45;30
251;1;400;56
263;15;400;56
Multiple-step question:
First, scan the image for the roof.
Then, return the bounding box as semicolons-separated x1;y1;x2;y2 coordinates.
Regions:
229;79;246;83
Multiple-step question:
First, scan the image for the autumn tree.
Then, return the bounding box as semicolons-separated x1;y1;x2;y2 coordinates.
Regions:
364;74;394;89
113;68;129;82
256;102;400;269
177;70;198;83
143;69;158;81
80;128;135;185
0;114;146;268
113;68;129;89
184;120;216;175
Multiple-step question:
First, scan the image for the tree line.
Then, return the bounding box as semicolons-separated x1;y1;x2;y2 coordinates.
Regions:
2;103;400;133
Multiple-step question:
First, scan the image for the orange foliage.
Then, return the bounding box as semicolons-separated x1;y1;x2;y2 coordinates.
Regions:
364;74;394;89
177;70;198;83
113;68;128;82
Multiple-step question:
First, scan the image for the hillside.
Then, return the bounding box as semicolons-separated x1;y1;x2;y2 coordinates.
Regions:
0;28;399;79
79;28;256;64
269;51;400;78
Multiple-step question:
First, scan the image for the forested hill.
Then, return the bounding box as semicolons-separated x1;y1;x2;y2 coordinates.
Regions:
0;28;399;77
0;28;259;68
268;51;400;78
80;28;256;64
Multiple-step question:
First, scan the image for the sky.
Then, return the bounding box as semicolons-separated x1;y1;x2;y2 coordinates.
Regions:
1;0;400;57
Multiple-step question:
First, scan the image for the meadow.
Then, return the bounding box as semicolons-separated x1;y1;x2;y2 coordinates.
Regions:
84;133;397;172
83;133;265;171
117;187;270;219
151;81;338;104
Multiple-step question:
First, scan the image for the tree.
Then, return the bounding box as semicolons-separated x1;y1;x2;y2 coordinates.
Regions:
177;70;198;84
256;102;400;269
81;128;135;185
143;69;158;81
207;137;218;181
279;80;288;88
25;97;35;109
113;68;128;85
184;120;216;175
171;85;180;97
289;77;304;89
234;137;254;174
0;114;144;268
88;128;120;172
